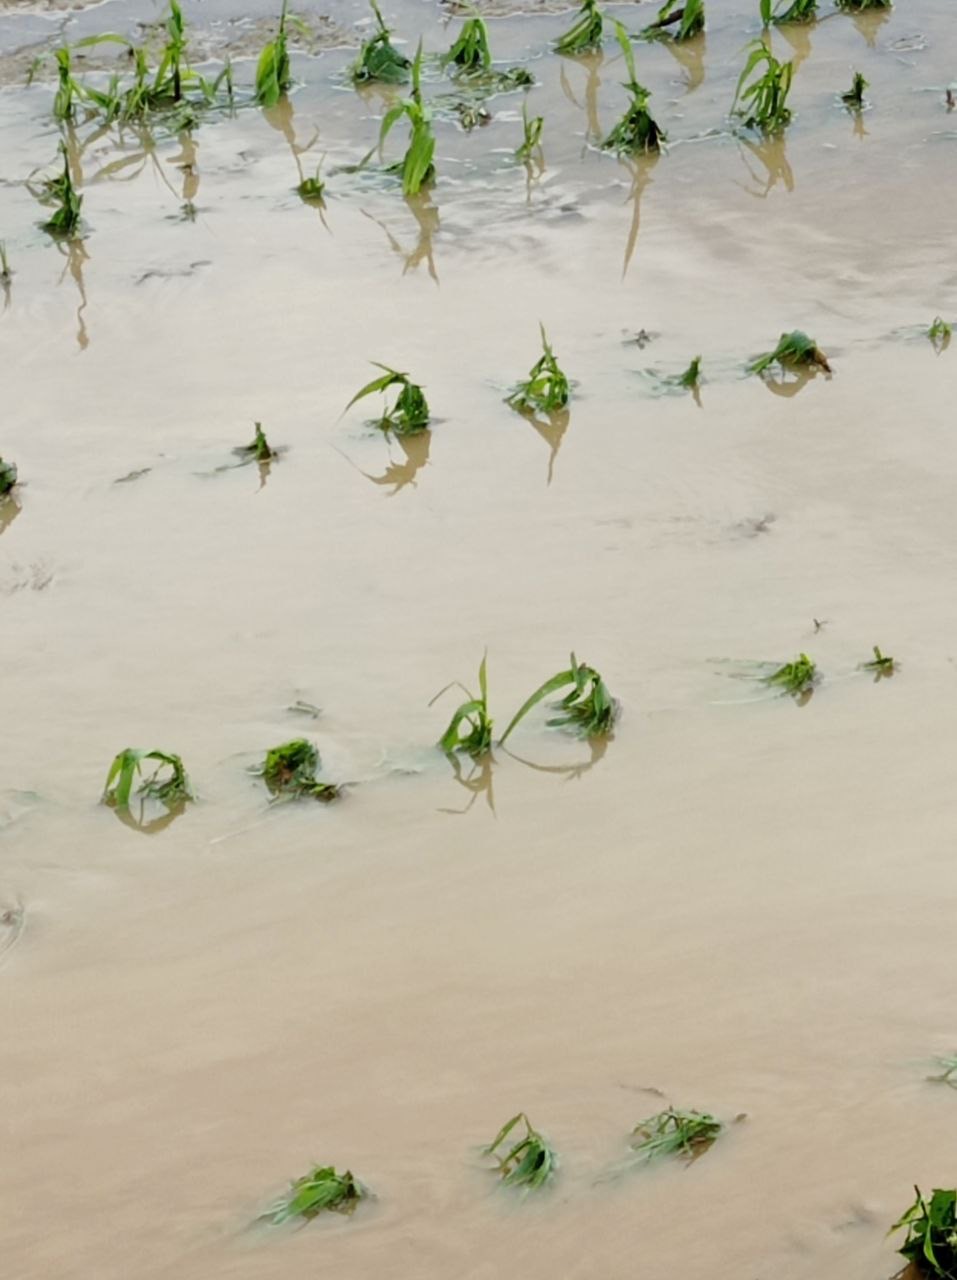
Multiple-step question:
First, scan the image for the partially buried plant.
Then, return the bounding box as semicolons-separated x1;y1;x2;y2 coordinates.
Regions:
374;45;435;195
928;316;952;352
499;654;619;744
431;652;493;758
761;0;817;23
297;163;325;202
602;20;665;154
255;0;297;106
515;101;544;161
676;355;701;390
749;330;830;375
842;70;867;107
264;1165;366;1223
764;653;816;696
862;644;894;674
0;242;10;286
256;739;340;802
644;0;705;40
103;749;194;809
443;13;492;75
0;458;16;497
351;0;410;84
891;1187;957;1280
345;364;430;434
234;422;278;462
555;0;604;55
507;324;570;413
836;0;891;8
732;40;794;132
630;1107;722;1162
32;145;82;236
483;1113;557;1190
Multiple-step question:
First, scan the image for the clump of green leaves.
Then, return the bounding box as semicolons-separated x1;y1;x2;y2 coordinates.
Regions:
928;316;952;352
555;0;604;55
351;0;410;84
507;324;570;413
297;161;325;202
255;1;294;106
841;70;868;107
602;21;665;153
760;0;817;23
500;654;619;744
103;749;194;809
33;145;82;236
29;46;84;121
645;0;705;40
515;102;544;160
483;1113;557;1190
235;423;277;462
264;1165;366;1223
749;330;830;374
345;363;430;434
444;14;492;74
676;356;702;389
431;653;493;758
732;40;794;132
862;645;894;674
764;653;816;695
256;739;340;802
375;46;435;195
891;1187;957;1279
0;458;17;497
630;1108;722;1162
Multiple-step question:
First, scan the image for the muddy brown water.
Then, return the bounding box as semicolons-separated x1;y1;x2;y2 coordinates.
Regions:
3;0;957;1276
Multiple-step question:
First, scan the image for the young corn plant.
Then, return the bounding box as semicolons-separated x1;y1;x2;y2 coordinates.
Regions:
499;654;619;744
483;1114;557;1190
256;739;340;802
764;653;816;695
760;0;817;23
444;14;492;75
264;1165;366;1223
0;458;17;497
297;164;325;202
842;70;868;107
235;423;277;462
431;653;493;758
515;101;544;161
749;330;830;374
345;364;430;434
676;355;702;390
103;749;194;809
602;21;665;154
351;0;410;84
732;40;794;132
255;0;294;106
29;47;85;121
374;45;435;195
507;325;570;414
891;1188;957;1280
644;0;705;40
555;0;604;55
33;145;82;237
928;316;952;352
862;645;895;674
630;1108;723;1162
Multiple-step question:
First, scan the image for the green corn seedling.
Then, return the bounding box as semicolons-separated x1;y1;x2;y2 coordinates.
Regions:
891;1188;957;1279
28;47;85;121
0;458;17;497
34;145;82;236
256;739;340;801
345;363;430;434
603;21;665;153
297;164;326;201
483;1113;557;1190
749;330;830;374
255;1;293;106
645;0;705;39
351;0;410;84
235;423;277;461
760;0;817;23
431;653;493;758
841;70;868;107
103;748;194;809
928;316;952;351
676;356;702;389
374;45;435;194
507;324;570;413
630;1108;722;1162
862;645;894;674
555;0;604;55
444;13;492;74
733;40;794;132
764;653;816;695
499;654;619;743
264;1165;366;1223
515;101;544;160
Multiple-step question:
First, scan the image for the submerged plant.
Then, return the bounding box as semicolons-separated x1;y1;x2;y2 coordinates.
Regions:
836;0;891;8
0;243;10;285
255;0;293;106
841;70;868;107
555;0;604;55
0;458;17;497
444;13;492;75
483;1113;557;1190
499;654;619;744
928;316;952;352
431;653;493;758
732;40;794;132
764;653;816;695
630;1108;722;1162
760;0;817;23
749;330;830;374
862;645;894;674
351;0;410;84
103;749;194;809
297;165;326;201
235;423;277;461
891;1187;957;1280
265;1165;366;1223
256;738;340;801
676;355;702;389
602;21;665;154
929;1055;957;1087
645;0;705;40
515;101;544;161
345;364;430;433
33;145;82;236
376;46;435;195
507;324;570;413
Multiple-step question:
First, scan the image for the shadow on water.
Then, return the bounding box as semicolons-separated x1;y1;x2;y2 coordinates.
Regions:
362;191;439;282
559;48;605;146
511;404;570;486
0;495;21;536
659;33;706;94
502;733;610;782
620;152;660;277
110;797;189;835
334;430;431;496
757;363;829;398
777;20;814;73
736;134;794;198
439;751;496;816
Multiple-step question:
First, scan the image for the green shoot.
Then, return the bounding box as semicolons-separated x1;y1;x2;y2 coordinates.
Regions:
103;749;194;809
0;458;17;497
375;45;435;195
255;1;293;106
297;165;326;202
929;316;952;352
351;0;410;84
555;0;604;55
0;243;9;284
34;145;82;237
842;70;868;107
256;739;340;802
444;14;492;75
483;1113;557;1190
499;654;618;744
630;1108;722;1162
645;0;705;40
891;1188;957;1280
602;21;665;154
764;653;816;695
431;653;493;758
836;0;891;8
507;324;570;413
345;363;430;434
264;1165;366;1223
235;423;277;462
862;645;894;674
760;0;817;23
515;101;544;161
677;355;702;389
928;1054;957;1087
749;330;830;374
732;40;794;132
29;47;84;121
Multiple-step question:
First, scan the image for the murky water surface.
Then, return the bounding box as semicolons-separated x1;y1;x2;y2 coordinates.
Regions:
3;0;957;1276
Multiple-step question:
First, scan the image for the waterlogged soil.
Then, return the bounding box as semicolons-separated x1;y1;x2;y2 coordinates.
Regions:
3;1;957;1277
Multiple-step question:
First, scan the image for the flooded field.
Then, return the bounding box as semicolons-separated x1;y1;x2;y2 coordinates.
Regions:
3;0;957;1276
